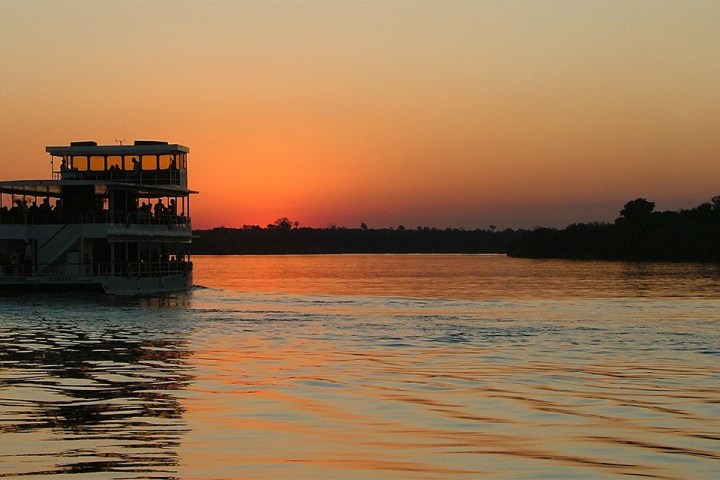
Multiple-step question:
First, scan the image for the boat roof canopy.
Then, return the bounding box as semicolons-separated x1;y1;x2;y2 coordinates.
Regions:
46;141;189;157
0;179;197;198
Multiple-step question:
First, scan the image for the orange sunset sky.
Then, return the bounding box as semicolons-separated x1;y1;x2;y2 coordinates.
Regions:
1;0;719;230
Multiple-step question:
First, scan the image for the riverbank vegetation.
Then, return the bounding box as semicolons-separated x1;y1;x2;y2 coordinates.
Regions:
193;198;720;262
193;220;523;255
508;197;720;262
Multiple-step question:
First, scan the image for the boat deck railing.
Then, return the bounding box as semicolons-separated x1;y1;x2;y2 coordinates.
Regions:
52;168;183;185
0;260;193;279
0;211;191;226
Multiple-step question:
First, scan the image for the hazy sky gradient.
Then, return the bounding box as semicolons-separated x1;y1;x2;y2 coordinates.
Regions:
2;0;719;229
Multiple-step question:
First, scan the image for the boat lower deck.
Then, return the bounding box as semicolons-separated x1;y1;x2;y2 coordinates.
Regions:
0;271;192;295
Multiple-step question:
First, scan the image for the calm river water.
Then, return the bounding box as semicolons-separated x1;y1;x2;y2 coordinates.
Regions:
1;254;719;479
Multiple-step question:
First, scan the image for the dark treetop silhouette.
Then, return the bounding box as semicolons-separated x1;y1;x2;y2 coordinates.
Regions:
507;197;720;262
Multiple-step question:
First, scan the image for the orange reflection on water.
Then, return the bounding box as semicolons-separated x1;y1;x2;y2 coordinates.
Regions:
4;256;719;479
192;254;720;300
178;306;720;479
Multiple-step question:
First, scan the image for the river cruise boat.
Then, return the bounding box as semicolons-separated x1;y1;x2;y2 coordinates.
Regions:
0;141;196;295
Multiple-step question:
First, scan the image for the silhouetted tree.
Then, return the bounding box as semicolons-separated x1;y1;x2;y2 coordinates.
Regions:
619;198;655;223
712;196;720;211
268;217;298;229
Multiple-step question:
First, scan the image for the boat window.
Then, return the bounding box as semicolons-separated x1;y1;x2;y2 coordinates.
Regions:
180;153;187;169
90;156;105;171
173;153;185;169
124;156;138;171
54;155;68;174
142;155;157;170
72;156;88;171
158;154;173;169
107;156;123;170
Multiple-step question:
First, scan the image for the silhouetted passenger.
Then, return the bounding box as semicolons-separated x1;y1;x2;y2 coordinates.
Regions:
10;201;20;223
21;200;29;223
141;202;152;223
29;201;39;224
40;197;52;216
60;159;78;179
52;199;63;222
154;199;166;218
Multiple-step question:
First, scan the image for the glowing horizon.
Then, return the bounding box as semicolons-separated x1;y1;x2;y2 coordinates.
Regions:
2;1;719;230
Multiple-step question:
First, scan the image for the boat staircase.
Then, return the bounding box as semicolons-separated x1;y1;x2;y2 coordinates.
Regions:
34;224;83;274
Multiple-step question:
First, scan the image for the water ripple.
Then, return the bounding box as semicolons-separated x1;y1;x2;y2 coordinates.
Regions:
2;255;720;479
0;316;193;479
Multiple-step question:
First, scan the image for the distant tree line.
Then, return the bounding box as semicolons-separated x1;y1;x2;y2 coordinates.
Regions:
508;197;720;262
192;197;720;262
193;221;524;255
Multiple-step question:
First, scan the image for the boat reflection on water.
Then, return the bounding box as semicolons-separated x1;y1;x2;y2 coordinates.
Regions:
0;300;194;479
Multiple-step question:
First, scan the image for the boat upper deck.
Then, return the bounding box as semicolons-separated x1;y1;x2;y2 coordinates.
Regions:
0;140;196;227
45;140;189;157
46;140;190;188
